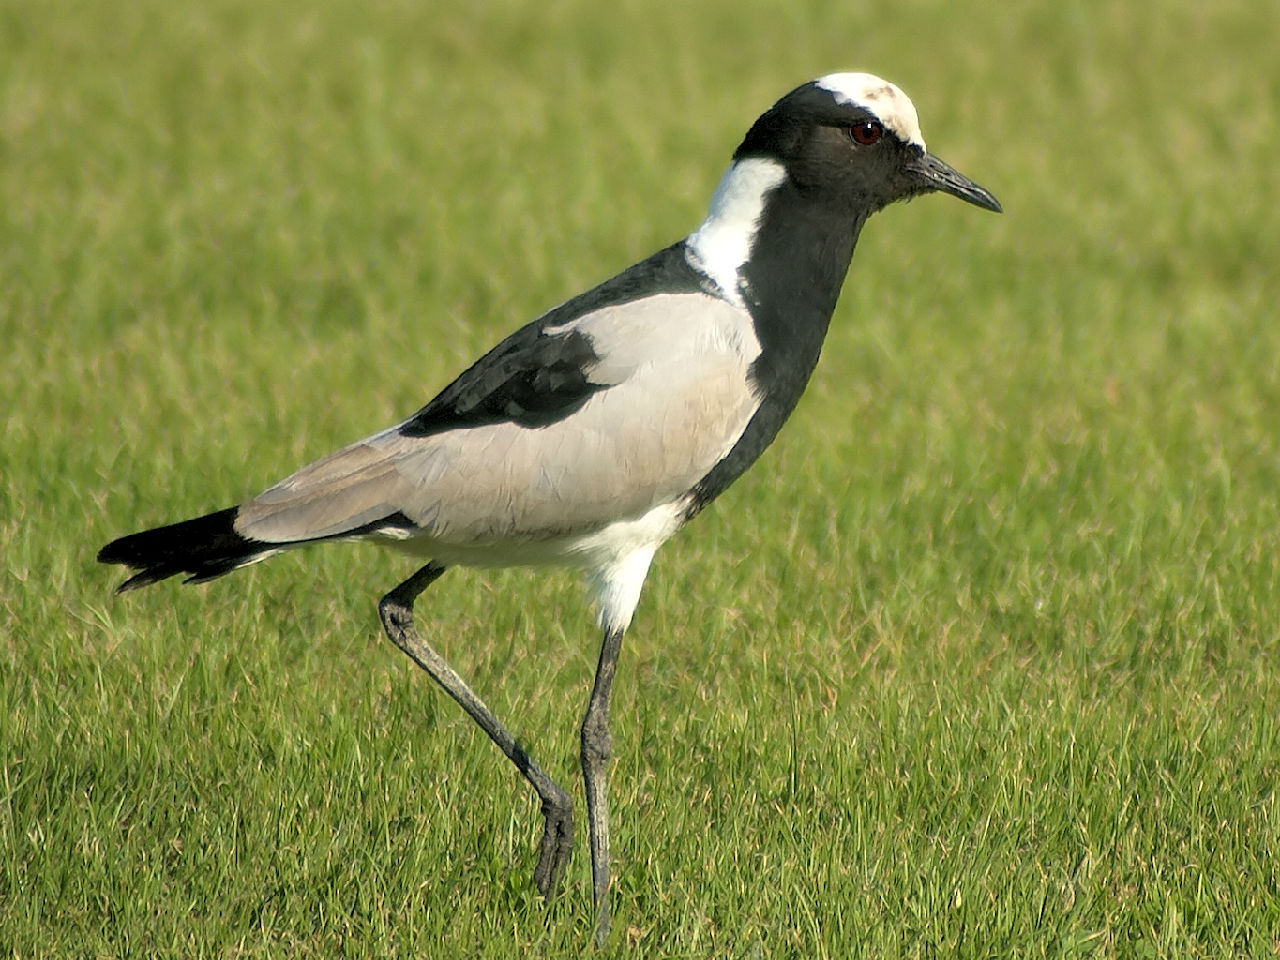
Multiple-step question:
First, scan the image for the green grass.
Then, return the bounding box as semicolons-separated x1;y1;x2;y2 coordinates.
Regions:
4;0;1280;956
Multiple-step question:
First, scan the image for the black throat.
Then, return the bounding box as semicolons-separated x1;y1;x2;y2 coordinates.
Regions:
687;177;868;515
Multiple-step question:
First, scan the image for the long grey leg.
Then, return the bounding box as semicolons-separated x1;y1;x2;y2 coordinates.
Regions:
378;562;575;898
580;625;624;946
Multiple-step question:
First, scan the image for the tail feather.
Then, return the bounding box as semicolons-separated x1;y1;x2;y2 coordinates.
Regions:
97;507;274;592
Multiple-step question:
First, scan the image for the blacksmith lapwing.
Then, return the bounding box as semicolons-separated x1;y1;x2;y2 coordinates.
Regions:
99;72;1001;943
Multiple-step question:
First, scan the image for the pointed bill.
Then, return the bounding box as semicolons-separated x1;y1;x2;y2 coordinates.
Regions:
909;151;1002;213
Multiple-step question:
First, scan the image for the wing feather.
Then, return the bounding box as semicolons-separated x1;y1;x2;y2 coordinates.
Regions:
235;292;762;548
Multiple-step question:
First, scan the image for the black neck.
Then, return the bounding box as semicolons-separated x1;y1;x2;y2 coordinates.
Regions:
743;180;866;389
687;180;866;514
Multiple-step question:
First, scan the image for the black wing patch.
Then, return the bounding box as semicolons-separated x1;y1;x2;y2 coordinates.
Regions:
399;240;709;439
400;327;607;437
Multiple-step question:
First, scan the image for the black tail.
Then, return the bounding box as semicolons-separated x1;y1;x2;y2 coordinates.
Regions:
97;507;274;593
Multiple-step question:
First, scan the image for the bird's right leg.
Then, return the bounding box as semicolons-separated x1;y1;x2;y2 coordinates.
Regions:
378;562;575;898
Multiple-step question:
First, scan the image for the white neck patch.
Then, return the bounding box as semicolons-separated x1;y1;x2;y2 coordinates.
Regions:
684;156;787;306
816;72;926;150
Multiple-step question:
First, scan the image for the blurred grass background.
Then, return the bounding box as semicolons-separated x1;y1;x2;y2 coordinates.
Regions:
3;0;1279;956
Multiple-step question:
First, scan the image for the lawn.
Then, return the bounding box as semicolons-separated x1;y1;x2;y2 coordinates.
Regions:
3;0;1279;956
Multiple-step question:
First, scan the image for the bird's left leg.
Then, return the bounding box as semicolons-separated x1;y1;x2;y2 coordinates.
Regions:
379;562;576;899
580;624;625;947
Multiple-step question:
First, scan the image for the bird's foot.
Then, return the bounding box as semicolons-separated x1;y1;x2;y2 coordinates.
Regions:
532;787;575;899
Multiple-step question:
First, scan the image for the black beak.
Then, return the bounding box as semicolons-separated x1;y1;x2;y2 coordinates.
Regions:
910;151;1002;213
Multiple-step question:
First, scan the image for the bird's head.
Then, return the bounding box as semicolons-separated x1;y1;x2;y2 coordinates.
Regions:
735;72;1002;216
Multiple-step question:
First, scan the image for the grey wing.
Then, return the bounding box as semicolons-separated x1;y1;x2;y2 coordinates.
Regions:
235;292;763;548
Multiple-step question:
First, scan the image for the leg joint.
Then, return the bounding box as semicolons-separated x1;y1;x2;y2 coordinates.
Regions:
377;594;412;634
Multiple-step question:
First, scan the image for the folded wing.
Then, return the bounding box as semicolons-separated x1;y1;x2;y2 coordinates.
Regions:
235;291;763;550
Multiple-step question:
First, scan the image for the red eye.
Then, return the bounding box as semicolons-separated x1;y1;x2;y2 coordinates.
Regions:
849;121;883;145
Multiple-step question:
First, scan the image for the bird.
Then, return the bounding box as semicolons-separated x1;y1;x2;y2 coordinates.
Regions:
99;71;1001;944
